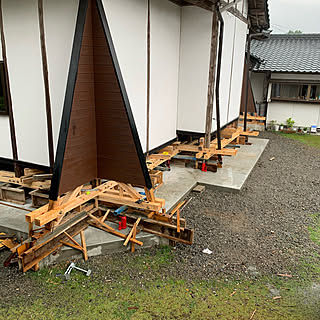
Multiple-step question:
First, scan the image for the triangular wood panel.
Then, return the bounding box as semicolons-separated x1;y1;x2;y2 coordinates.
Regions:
49;0;151;200
240;63;256;114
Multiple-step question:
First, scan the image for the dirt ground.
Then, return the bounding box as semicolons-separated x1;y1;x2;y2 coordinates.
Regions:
1;132;320;319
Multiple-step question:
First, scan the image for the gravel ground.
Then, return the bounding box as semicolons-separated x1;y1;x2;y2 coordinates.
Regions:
174;131;320;279
1;132;320;299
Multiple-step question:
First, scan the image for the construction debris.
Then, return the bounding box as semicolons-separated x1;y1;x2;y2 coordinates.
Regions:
64;262;91;280
192;185;206;193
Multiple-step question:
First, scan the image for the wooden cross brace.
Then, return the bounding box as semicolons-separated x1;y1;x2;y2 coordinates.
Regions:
60;230;88;261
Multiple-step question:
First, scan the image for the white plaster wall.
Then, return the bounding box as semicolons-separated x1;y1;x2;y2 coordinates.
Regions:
3;0;48;165
251;72;266;103
177;6;212;133
43;0;79;153
218;11;236;127
102;0;148;151
267;101;320;127
227;18;247;122
149;0;180;149
0;37;12;159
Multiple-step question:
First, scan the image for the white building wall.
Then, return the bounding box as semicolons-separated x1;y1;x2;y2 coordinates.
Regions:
0;38;12;159
251;72;266;103
102;0;148;151
3;0;48;166
267;72;320;127
219;11;236;126
227;18;247;122
177;6;212;133
177;5;248;133
149;0;180;149
44;0;79;153
267;101;320;128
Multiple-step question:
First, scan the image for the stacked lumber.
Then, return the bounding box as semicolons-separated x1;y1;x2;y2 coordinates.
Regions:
0;169;52;205
146;126;259;171
238;112;266;126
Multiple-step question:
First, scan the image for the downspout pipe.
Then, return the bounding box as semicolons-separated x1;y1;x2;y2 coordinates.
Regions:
244;33;251;132
215;3;224;155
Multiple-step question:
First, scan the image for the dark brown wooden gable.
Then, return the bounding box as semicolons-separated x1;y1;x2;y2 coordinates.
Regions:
49;0;151;200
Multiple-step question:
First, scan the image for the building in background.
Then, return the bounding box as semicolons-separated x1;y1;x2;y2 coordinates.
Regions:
251;33;320;129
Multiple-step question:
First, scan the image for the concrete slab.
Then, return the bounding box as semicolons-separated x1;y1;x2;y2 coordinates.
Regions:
155;137;269;211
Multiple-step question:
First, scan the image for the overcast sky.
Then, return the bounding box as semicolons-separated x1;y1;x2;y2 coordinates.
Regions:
268;0;320;34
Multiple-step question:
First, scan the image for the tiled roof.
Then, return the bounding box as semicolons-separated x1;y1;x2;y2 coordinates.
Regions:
251;33;320;73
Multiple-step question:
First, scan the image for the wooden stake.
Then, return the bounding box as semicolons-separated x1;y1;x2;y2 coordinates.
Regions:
80;230;88;261
124;217;141;246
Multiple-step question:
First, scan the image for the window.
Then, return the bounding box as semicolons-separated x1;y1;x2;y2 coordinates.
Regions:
271;83;320;103
0;62;8;115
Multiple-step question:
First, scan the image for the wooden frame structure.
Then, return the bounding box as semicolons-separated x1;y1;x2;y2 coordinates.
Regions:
146;126;259;170
8;180;193;272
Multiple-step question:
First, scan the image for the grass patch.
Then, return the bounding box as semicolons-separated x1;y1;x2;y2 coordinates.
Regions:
308;213;320;246
2;272;318;320
278;132;320;148
2;224;320;320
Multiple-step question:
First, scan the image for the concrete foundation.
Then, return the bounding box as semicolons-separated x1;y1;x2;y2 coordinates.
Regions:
0;136;268;265
155;137;269;211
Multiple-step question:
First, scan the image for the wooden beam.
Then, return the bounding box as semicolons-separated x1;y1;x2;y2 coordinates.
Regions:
205;9;219;148
146;0;150;153
88;213;143;246
183;0;215;11
98;193;161;212
32;181;117;226
38;0;54;168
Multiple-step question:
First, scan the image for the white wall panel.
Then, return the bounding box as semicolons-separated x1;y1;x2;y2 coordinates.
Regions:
3;0;48;165
267;101;320;127
149;0;180;149
227;19;247;123
177;7;212;133
0;36;12;159
251;72;266;103
44;0;79;153
102;0;148;151
219;11;236;127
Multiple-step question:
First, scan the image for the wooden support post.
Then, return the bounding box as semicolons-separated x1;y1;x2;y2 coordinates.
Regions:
28;222;33;238
144;187;155;202
80;230;88;261
146;0;150;153
204;9;218;149
131;224;137;253
177;209;180;233
38;0;54;168
0;0;19;177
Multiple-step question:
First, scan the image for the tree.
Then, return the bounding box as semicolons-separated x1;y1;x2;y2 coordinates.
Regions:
288;30;303;34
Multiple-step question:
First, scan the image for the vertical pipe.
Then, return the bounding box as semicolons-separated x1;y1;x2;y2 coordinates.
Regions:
0;0;20;176
146;0;150;154
244;34;251;132
215;5;224;153
38;0;54;168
